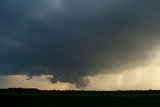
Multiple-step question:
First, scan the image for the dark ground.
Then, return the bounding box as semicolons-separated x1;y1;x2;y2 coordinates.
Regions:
1;88;160;107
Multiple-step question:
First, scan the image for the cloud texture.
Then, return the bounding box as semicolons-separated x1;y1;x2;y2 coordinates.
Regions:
1;0;160;87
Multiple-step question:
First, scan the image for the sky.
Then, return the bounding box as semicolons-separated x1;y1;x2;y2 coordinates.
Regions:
1;0;160;90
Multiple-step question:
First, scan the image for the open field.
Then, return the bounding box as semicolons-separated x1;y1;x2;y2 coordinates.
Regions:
1;89;160;107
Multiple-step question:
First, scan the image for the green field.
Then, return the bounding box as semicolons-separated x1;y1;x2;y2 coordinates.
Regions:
1;89;160;107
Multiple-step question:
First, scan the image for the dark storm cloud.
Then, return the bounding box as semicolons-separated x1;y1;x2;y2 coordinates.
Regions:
0;0;160;87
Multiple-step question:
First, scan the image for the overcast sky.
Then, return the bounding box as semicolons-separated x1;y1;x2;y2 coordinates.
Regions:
1;0;160;89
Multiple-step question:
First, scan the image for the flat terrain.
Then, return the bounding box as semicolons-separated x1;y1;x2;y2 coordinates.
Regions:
1;89;160;107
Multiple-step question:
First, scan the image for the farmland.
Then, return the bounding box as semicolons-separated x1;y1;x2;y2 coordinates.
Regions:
1;88;160;107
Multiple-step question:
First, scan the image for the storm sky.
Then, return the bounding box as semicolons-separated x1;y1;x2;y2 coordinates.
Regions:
1;0;160;89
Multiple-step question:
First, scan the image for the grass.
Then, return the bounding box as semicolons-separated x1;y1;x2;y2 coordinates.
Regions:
1;88;160;107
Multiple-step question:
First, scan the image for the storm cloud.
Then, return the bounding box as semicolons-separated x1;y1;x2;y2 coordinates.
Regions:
1;0;160;87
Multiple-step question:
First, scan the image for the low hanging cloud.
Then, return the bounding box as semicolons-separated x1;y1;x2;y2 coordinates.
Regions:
0;0;160;87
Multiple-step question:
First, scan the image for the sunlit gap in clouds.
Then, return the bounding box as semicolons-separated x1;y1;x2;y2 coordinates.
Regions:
0;75;76;90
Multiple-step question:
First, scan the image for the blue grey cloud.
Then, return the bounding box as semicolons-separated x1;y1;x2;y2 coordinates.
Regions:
0;0;160;87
